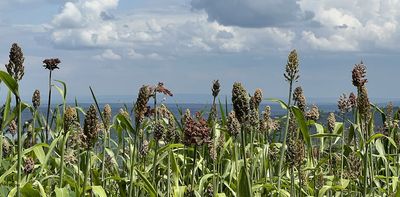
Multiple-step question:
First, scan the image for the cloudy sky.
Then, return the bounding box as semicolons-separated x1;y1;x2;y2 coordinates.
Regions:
0;0;399;103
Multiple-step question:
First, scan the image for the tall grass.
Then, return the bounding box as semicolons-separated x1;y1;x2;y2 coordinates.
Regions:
0;44;398;197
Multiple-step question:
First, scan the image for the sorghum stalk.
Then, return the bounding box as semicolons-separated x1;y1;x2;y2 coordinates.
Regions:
43;58;60;144
278;49;299;192
277;80;293;191
152;93;158;189
82;149;91;196
16;96;22;197
192;146;197;188
5;43;25;197
101;104;111;189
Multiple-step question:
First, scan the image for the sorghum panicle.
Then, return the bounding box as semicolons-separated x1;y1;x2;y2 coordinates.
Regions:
139;140;149;158
348;92;357;108
338;94;352;114
232;82;250;124
352;62;367;88
287;137;305;167
2;137;11;158
293;86;306;112
183;112;210;146
102;104;112;129
212;80;220;98
327;112;336;133
284;49;300;82
43;58;61;70
358;86;371;119
23;157;35;174
64;106;78;133
227;111;240;137
8;120;17;136
134;85;152;125
306;105;320;121
155;82;173;97
83;105;98;148
5;43;25;81
32;90;41;109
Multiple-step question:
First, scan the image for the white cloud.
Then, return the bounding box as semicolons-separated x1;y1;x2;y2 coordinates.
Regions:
94;49;121;60
49;0;119;48
298;0;400;51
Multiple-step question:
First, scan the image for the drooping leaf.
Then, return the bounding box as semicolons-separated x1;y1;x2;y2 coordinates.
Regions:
0;71;19;97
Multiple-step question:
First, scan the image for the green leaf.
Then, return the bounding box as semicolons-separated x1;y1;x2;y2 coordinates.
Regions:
2;91;12;130
136;169;157;197
33;145;46;165
0;71;19;97
291;106;312;156
116;114;135;134
91;186;107;197
238;166;252;197
367;133;385;144
21;183;41;197
39;136;61;174
266;98;288;110
55;187;70;197
54;80;67;101
197;174;213;194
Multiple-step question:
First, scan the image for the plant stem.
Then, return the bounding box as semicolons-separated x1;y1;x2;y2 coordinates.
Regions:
82;149;91;197
167;150;171;197
45;70;53;144
340;113;346;197
16;96;22;197
192;146;197;188
101;128;108;189
277;80;293;192
59;132;68;187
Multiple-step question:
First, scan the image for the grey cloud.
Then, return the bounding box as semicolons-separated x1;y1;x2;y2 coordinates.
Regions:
191;0;314;28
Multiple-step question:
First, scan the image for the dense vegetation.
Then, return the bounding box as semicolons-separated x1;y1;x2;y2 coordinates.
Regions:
0;43;398;197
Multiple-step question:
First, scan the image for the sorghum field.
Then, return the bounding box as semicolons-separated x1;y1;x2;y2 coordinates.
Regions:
0;43;397;197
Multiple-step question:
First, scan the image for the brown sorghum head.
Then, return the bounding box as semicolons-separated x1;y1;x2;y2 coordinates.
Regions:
139;140;149;158
358;86;370;119
83;105;98;148
183;112;210;146
64;150;77;166
43;58;61;71
32;90;40;109
346;152;362;179
232;82;250;124
306;105;320;121
208;142;217;161
250;88;263;110
154;121;165;142
338;94;352;114
24;157;35;174
284;49;300;82
227;111;241;137
212;80;220;98
8;120;17;136
293;86;306;112
155;82;173;97
158;105;178;143
327;112;336;133
349;92;357;108
287;137;305;167
386;102;393;122
134;85;152;125
352;62;367;88
2;137;11;158
64;106;78;133
5;43;25;81
102;104;112;129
